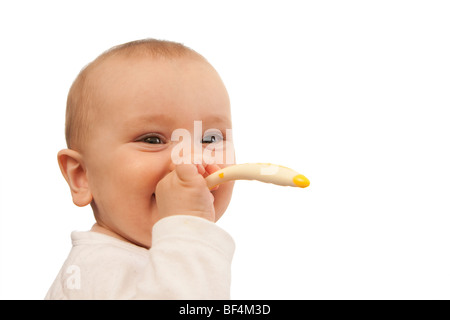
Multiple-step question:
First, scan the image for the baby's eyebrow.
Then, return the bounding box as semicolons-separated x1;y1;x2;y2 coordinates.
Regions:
124;113;174;127
201;115;232;128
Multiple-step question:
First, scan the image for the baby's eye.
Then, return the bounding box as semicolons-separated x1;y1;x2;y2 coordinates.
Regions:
202;131;223;144
144;136;163;144
137;134;165;144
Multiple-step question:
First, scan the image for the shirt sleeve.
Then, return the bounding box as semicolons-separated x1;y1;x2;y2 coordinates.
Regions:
134;215;235;299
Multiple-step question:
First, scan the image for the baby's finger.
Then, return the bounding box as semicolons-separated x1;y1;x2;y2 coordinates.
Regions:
204;164;221;191
209;185;219;191
196;164;206;175
175;164;200;183
204;163;221;175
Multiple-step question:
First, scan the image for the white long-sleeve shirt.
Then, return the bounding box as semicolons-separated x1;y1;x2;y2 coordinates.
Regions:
45;215;235;299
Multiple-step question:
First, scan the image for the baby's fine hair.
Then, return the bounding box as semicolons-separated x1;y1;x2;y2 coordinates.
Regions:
65;38;203;150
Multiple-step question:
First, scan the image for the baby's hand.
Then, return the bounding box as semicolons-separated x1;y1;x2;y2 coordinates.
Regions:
155;164;219;222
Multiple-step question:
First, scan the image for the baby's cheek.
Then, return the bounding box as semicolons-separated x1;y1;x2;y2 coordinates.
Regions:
125;162;162;196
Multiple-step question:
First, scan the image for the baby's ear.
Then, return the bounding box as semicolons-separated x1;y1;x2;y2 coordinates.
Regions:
57;149;92;207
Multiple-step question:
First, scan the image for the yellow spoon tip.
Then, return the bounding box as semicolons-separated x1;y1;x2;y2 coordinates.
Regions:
293;174;310;188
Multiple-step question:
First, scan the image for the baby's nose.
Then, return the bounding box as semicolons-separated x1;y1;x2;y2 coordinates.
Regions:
167;144;217;171
201;149;216;166
167;144;202;170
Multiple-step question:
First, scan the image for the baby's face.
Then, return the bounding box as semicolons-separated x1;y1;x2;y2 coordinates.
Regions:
81;55;234;248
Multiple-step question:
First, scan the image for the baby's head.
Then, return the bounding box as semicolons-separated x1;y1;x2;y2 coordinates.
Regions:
58;39;234;248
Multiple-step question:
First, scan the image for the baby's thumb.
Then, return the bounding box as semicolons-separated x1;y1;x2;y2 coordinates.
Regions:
175;164;200;183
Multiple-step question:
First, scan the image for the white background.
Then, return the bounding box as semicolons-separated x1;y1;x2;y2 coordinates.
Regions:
1;0;449;299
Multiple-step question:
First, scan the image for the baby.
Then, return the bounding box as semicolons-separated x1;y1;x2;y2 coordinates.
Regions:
46;39;236;299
